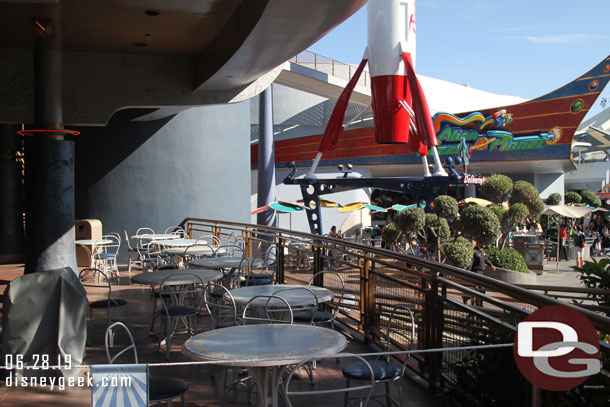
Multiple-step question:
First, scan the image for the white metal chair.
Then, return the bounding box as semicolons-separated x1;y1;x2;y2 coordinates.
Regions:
183;238;216;267
284;354;375;407
94;233;121;282
204;282;239;329
80;268;131;346
157;273;205;360
105;322;189;407
342;305;416;407
241;294;293;325
124;230;143;274
165;225;187;238
294;271;345;329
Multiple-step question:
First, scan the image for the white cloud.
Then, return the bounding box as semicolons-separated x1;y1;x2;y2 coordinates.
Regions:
516;33;608;44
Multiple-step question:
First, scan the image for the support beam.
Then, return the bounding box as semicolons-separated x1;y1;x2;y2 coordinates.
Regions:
256;86;277;228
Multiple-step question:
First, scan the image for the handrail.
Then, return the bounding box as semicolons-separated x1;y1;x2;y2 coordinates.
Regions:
182;216;610;332
181;216;610;404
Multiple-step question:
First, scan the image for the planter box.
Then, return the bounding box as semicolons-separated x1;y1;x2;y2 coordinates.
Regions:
483;267;537;285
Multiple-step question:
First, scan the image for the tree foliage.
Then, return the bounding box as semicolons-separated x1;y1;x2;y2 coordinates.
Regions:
580;190;601;207
565;191;582;205
460;205;501;246
545;193;562;205
419;213;451;260
433;195;458;219
444;238;474;269
393;207;425;240
481;174;513;204
486;247;529;273
381;223;401;248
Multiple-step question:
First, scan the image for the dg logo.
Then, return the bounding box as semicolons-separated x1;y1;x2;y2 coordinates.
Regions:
513;305;601;391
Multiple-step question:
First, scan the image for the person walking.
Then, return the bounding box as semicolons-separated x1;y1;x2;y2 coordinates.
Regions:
559;225;569;261
573;226;586;268
470;244;496;274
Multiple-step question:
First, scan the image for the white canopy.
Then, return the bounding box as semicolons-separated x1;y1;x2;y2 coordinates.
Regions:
542;205;594;218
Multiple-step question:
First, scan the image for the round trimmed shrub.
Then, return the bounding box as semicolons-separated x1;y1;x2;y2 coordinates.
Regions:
393;207;425;238
444;238;474;269
481;174;513;204
545;193;562;205
433;195;458;219
486;247;528;273
382;223;402;247
460;205;501;246
580;190;601;207
565;191;582;205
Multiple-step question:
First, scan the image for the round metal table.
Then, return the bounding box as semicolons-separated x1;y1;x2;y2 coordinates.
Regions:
182;324;347;406
130;268;222;285
229;284;333;307
189;256;263;269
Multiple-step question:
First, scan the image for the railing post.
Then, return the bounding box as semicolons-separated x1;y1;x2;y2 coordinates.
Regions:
187;221;192;238
360;257;375;343
312;241;322;277
277;235;285;284
423;272;444;392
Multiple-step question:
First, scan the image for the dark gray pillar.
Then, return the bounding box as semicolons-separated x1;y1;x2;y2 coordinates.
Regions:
24;46;77;274
257;86;276;228
465;184;476;199
0;124;25;263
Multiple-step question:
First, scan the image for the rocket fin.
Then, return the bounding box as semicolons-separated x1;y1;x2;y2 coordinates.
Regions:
317;58;368;153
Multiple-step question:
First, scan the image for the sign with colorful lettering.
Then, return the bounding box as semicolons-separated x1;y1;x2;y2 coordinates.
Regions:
432;111;560;156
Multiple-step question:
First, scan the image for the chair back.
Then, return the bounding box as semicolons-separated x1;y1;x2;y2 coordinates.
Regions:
79;268;117;306
204;283;238;329
308;271;345;327
382;305;416;371
183;238;216;266
157;273;205;317
165;225;187;237
272;287;318;325
242;295;293;324
136;227;155;236
284;353;374;407
105;321;138;364
101;233;121;255
217;243;245;258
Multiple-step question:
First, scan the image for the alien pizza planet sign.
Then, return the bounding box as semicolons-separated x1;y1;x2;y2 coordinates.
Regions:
514;305;600;391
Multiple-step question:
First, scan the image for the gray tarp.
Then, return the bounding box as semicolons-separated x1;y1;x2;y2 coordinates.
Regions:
1;267;87;378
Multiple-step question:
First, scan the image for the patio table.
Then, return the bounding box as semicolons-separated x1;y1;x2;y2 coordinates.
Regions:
75;239;112;268
182;324;347;407
131;233;180;241
153;238;200;247
130;267;222;286
229;284;333;307
189;256;263;269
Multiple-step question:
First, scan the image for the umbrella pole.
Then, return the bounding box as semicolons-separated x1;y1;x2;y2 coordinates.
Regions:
556;219;560;271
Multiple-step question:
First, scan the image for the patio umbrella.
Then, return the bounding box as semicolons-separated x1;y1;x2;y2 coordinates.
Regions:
458;197;493;207
297;199;343;208
251;201;306;230
542;204;594;270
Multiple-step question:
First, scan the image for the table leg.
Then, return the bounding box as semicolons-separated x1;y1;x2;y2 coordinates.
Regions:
249;366;284;407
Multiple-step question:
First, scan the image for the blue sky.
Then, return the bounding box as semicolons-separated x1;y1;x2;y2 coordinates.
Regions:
309;0;610;118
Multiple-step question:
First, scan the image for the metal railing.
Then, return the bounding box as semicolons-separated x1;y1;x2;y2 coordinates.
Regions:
290;50;371;88
182;217;610;406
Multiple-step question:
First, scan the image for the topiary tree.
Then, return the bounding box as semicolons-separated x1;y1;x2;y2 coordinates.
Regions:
580;190;602;207
393;207;425;241
460;205;501;246
419;213;451;261
510;181;543;220
545;193;562;205
444;236;475;269
498;203;530;247
433;195;458;219
565;191;582;205
481;174;513;204
486;247;529;273
381;223;402;250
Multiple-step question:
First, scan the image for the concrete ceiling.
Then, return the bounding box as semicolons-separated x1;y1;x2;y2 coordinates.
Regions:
0;0;367;125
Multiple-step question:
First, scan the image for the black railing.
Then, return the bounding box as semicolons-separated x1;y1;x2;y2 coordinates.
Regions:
182;217;610;405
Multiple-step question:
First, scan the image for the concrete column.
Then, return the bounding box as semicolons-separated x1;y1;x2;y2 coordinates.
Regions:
0;124;25;263
464;184;476;198
25;46;77;274
256;86;277;228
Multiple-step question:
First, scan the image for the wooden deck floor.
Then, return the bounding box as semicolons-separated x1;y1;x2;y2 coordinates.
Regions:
0;264;438;406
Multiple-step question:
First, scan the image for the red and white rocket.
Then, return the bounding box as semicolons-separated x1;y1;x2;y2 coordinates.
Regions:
306;0;447;178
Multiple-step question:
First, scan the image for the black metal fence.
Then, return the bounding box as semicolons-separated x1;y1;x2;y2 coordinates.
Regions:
183;217;610;406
